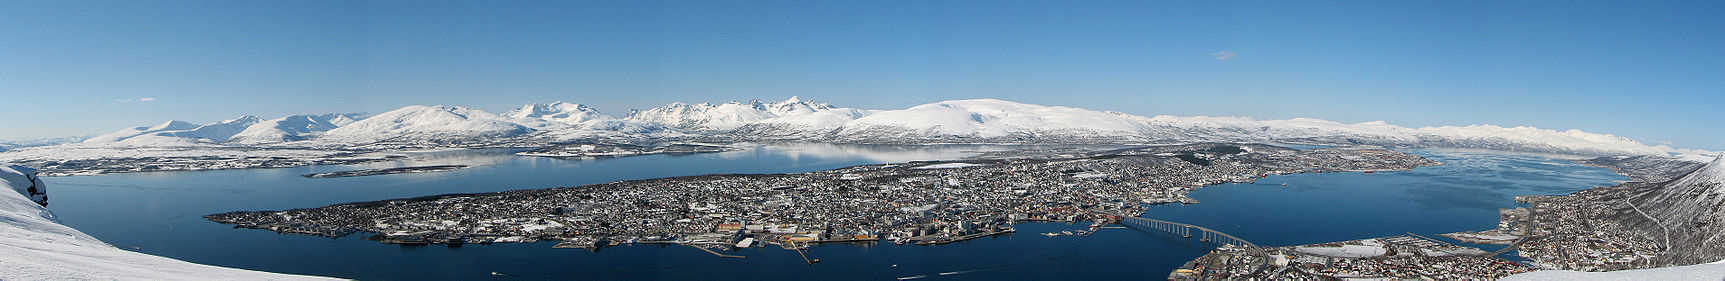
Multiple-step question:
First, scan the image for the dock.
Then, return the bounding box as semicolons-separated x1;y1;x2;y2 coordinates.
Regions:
914;228;1015;245
681;243;744;258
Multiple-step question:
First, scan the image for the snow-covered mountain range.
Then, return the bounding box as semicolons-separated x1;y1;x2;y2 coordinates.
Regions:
27;97;1708;157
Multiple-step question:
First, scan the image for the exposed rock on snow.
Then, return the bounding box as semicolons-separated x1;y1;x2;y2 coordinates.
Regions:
0;165;332;280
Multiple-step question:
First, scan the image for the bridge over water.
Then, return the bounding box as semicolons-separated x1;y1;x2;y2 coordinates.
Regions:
1090;210;1273;273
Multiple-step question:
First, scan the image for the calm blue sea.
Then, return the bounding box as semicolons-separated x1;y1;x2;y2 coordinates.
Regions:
41;145;1626;280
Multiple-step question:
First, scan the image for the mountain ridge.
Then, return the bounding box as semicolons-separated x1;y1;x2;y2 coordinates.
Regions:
20;97;1710;158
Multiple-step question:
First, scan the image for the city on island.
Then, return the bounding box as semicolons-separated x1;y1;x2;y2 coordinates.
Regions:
206;143;1437;263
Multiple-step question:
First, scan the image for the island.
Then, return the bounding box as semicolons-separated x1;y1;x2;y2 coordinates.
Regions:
208;143;1437;256
302;165;469;178
515;143;737;158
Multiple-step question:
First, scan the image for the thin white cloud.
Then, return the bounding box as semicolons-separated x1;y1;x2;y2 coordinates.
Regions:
112;97;157;103
1210;51;1238;60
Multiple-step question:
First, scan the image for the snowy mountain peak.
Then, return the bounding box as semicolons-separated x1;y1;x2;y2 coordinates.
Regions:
318;105;528;144
626;97;835;132
227;113;368;144
83;121;199;143
155;116;264;142
148;120;199;131
81;116;262;145
505;102;612;127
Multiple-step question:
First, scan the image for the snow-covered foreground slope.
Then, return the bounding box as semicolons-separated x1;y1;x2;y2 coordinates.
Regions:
1504;259;1725;280
0;165;333;280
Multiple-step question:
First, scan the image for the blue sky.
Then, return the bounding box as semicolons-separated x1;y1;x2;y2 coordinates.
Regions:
1;1;1720;150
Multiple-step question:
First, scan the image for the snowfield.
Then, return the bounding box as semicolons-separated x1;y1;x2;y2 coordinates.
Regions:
0;165;333;280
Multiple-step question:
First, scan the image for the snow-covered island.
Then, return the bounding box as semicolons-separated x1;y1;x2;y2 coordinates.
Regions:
515;143;737;158
0;165;333;280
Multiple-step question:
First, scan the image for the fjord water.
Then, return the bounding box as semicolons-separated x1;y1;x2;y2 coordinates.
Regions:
41;146;1626;280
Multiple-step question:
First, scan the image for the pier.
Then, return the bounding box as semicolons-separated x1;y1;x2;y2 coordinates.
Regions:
681;243;744;259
